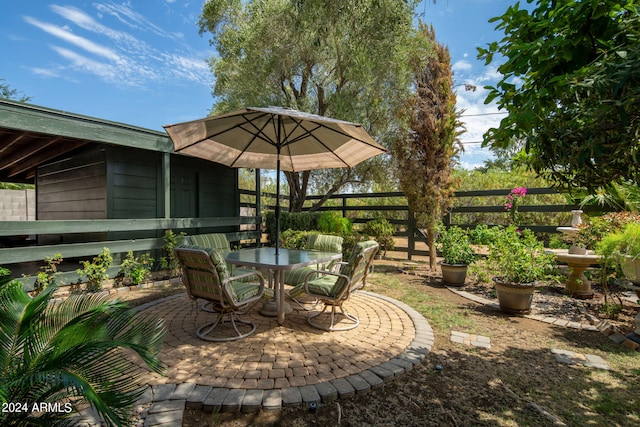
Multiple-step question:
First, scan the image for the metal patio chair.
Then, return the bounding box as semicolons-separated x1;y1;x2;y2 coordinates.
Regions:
174;247;266;341
290;240;379;331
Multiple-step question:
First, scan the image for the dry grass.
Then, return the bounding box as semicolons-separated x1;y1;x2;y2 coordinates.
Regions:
167;259;639;426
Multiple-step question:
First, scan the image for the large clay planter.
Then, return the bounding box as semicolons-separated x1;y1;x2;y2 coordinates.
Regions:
493;277;535;314
621;256;640;284
440;262;468;286
620;256;640;298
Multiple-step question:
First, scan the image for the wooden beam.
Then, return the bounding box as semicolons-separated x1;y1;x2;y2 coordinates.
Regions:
7;140;87;178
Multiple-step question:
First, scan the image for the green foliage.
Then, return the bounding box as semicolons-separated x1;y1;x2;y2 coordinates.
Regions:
453;167;572;227
478;0;640;190
77;248;113;292
199;0;419;209
160;230;186;277
364;218;395;256
468;224;501;245
488;226;555;284
317;212;352;234
0;281;165;426
279;229;317;250
265;211;322;244
597;222;640;261
118;251;154;286
32;253;63;295
576;211;640;249
0;267;11;287
0;79;31;103
438;226;476;265
548;235;570;250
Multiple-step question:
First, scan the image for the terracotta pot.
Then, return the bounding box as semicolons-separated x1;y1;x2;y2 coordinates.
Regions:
440;262;468;286
492;277;535;315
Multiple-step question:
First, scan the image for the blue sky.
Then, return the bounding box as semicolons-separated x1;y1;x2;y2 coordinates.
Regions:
0;1;515;169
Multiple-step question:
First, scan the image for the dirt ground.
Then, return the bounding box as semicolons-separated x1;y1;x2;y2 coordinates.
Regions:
173;257;639;427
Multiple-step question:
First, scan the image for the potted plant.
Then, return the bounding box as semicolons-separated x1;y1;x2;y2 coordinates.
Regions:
596;222;640;285
487;226;555;314
437;226;476;286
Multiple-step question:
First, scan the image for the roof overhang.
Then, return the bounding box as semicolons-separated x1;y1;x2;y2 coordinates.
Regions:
0;99;173;182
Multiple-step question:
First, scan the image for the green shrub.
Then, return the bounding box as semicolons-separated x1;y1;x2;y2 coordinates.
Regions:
160;229;186;277
469;224;502;245
265;211;322;244
118;251;153;286
77;248;113;292
32;253;63;295
438;226;476;265
488;226;555;284
0;266;11;287
0;281;165;426
317;211;352;234
364;218;395;256
280;229;317;249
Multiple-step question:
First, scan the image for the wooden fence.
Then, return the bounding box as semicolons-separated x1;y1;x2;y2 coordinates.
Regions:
2;186;615;287
241;187;614;259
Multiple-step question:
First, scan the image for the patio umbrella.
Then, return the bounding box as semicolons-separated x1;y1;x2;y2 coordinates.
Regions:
163;106;386;254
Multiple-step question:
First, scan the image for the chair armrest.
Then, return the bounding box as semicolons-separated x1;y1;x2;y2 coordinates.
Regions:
222;271;266;301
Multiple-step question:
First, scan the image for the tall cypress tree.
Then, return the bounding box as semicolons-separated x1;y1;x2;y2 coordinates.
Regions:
392;23;464;269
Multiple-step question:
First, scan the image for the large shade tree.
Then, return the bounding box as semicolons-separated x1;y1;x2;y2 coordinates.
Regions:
478;0;640;191
391;24;463;269
198;0;420;211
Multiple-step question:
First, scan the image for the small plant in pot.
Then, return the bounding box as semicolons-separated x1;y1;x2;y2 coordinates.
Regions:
596;222;640;286
487;226;555;314
437;226;476;286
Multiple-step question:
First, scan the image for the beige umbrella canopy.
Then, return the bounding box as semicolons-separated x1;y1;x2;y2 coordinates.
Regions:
163;106;386;252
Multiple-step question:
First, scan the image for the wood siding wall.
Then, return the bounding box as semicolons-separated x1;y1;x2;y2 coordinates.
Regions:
36;147;107;245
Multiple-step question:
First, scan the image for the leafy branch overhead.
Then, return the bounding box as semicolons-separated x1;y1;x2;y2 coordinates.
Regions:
478;0;640;190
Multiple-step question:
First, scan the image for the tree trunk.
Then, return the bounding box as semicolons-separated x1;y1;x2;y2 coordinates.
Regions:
285;171;310;212
427;226;437;270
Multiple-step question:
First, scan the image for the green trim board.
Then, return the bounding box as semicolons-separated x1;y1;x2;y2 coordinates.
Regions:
0;99;173;152
0;217;260;236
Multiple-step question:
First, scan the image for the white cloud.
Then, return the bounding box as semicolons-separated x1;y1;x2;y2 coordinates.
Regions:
452;59;472;72
24;16;120;62
23;4;212;88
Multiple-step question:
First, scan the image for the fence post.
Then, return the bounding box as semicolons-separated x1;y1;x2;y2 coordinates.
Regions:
342;196;347;218
408;209;415;261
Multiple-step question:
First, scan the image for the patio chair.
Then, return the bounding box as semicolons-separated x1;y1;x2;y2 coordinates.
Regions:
286;234;343;308
174;247;266;341
290;240;378;331
181;232;255;279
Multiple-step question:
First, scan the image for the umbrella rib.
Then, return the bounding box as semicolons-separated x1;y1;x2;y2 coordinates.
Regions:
228;112;278;168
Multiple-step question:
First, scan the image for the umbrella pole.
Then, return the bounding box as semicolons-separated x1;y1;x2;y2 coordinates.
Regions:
275;142;281;256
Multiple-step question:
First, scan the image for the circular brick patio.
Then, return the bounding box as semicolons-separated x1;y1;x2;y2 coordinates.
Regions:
128;290;434;412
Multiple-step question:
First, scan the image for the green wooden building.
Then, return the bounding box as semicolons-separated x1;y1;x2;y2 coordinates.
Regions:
0;99;258;283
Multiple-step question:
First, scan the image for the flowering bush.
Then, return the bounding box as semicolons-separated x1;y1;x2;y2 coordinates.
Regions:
504;187;527;224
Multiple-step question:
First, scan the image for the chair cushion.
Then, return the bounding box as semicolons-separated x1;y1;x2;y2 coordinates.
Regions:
177;245;229;280
305;274;341;298
228;281;262;304
186;233;231;256
283;266;319;286
308;234;343;253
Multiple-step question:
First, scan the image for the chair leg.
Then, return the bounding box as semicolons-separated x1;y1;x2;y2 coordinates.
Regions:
196;311;257;341
307;303;359;331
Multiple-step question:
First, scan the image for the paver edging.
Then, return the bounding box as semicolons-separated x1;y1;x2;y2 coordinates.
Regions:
446;285;640;352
